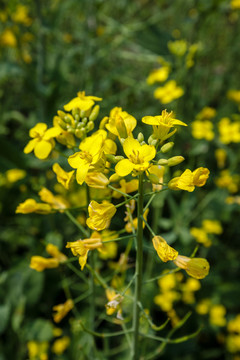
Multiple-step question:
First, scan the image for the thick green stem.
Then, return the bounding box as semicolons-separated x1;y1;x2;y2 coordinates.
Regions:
132;173;144;359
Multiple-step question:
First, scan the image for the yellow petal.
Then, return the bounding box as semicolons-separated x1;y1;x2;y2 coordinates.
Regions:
123;137;140;158
68;152;84;169
43;127;62;140
152;236;178;262
76;163;90;185
34;140;52;159
23;138;38;154
142;116;159;125
115;159;134;177
139;144;156;161
29;123;47;138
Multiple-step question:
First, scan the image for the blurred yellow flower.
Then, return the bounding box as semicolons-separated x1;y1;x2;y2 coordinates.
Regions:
202;219;223;234
51;336;70;355
154;80;184;104
215;148;227;169
191;120;214;141
147;67;170;85
210;304;227;327
115;137;156;177
218;117;240;144
52;163;74;189
5;169;26;183
27;341;49;360
52;299;74;323
0;28;17;47
30;256;59;272
168;39;187;57
215;170;239;193
39;188;69;211
16;199;52;214
24;123;61;160
196;107;216;120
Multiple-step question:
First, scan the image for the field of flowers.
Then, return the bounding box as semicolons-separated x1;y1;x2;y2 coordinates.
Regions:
1;1;240;359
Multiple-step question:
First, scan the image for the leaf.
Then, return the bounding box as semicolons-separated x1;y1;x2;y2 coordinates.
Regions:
0;304;11;334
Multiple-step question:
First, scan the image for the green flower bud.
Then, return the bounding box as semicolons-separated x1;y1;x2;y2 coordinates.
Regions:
89;105;100;122
161;142;174;153
158;159;168;165
74;114;80;122
137;132;144;142
82;117;88;125
71;108;80;117
147;173;160;184
86;121;94;132
168;156;185;167
75;129;84;138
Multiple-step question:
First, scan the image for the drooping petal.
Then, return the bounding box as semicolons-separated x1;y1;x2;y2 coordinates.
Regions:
23;138;38;154
115;159;134;177
76;163;90;185
34;140;52;159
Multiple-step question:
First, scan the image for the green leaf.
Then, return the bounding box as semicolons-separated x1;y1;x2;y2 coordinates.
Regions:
0;304;11;334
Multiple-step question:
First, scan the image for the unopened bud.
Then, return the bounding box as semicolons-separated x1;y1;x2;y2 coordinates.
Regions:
77;122;84;129
66;126;75;133
89;105;100;122
147;173;160;184
99;116;108;129
54;116;67;130
109;173;122;182
168;156;185;167
119;138;125;146
82;117;88;125
71;108;80;117
137;132;144;142
86;121;94;132
106;155;124;164
74;114;80;122
75;129;84;138
64;115;72;124
158;159;168;165
161;142;174;153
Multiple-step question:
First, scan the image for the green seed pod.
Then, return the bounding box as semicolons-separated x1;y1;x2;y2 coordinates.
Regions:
161;142;174;153
89;105;100;122
168;156;185;166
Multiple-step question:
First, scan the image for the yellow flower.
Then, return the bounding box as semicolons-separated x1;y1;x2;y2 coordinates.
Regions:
16;199;52;214
147;67;170;85
66;235;102;270
46;244;67;263
209;305;227;327
112;179;139;199
85;172;109;188
142;110;187;141
5;169;26;183
215;169;239;193
30;256;59;272
27;341;49;360
154;80;184;104
52;163;74;189
51;336;70;355
125;209;149;233
115;137;156;177
147;164;165;191
218;117;240;144
39;188;69;211
105;107;137;138
152;236;178;262
191;120;214;141
68;131;105;185
215;148;227;169
190;227;211;247
11;5;32;26
196;107;216;120
53;112;76;148
86;200;116;231
228;314;240;333
196;299;211;315
24;123;61;159
168;167;210;192
52;299;74;323
0;28;17;47
227;89;240;103
105;289;123;316
174;255;210;279
168;39;187;57
202;219;223;234
64;91;102;112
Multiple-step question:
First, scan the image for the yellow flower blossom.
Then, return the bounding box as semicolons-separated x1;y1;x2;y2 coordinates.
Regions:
27;341;49;360
152;236;178;262
227;89;240;103
68;131;105;185
142;110;187;142
202;219;223;234
66;235;102;270
11;5;32;25
52;163;74;190
64;91;102;112
215;148;227;169
52;299;74;323
168;167;210;192
196;299;211;315
51;336;70;355
196;107;216;120
85;172;109;188
24;123;61;159
96;230;118;259
46;244;67;263
215;170;239;193
53;112;76;148
104;107;137;139
227;334;240;353
147;67;170;85
218;117;240;144
30;256;59;272
154;80;184;104
125;209;149;233
191;120;214;141
228;314;240;333
0;28;17;47
39;188;69;211
209;304;227;327
174;255;210;279
190;227;212;247
5;169;26;183
16;199;52;214
115;137;156;177
105;289;123;316
112;179;139;199
86;200;116;231
168;39;187;57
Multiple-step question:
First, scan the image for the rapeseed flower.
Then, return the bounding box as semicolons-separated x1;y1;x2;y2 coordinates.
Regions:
52;163;74;190
16;199;52;214
24;123;61;159
142;110;187;142
174;255;210;279
52;336;70;355
64;91;102;112
154;80;184;104
104;107;137;138
30;256;59;271
115;137;156;177
168;167;210;192
191;120;214;141
152;236;178;262
52;299;74;323
147;67;170;84
86;200;116;231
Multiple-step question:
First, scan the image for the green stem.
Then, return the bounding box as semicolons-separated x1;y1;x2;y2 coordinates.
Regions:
132;173;144;360
65;210;89;237
108;184;132;198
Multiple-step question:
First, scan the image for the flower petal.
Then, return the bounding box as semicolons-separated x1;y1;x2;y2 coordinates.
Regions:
34;140;52;159
115;159;134;177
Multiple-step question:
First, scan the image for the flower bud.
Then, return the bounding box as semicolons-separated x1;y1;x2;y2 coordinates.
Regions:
109;173;122;182
66;126;75;134
77;122;84;129
75;129;84;138
71;108;80;117
89;105;100;122
57;110;65;119
86;121;94;132
99;116;108;129
158;159;168;165
160;142;174;153
137;132;144;142
168;156;185;166
174;255;210;279
64;115;72;124
116;115;128;138
82;117;88;125
147;173;160;184
74;114;80;122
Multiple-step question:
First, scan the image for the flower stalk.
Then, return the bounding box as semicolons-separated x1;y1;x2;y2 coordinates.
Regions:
132;173;144;359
